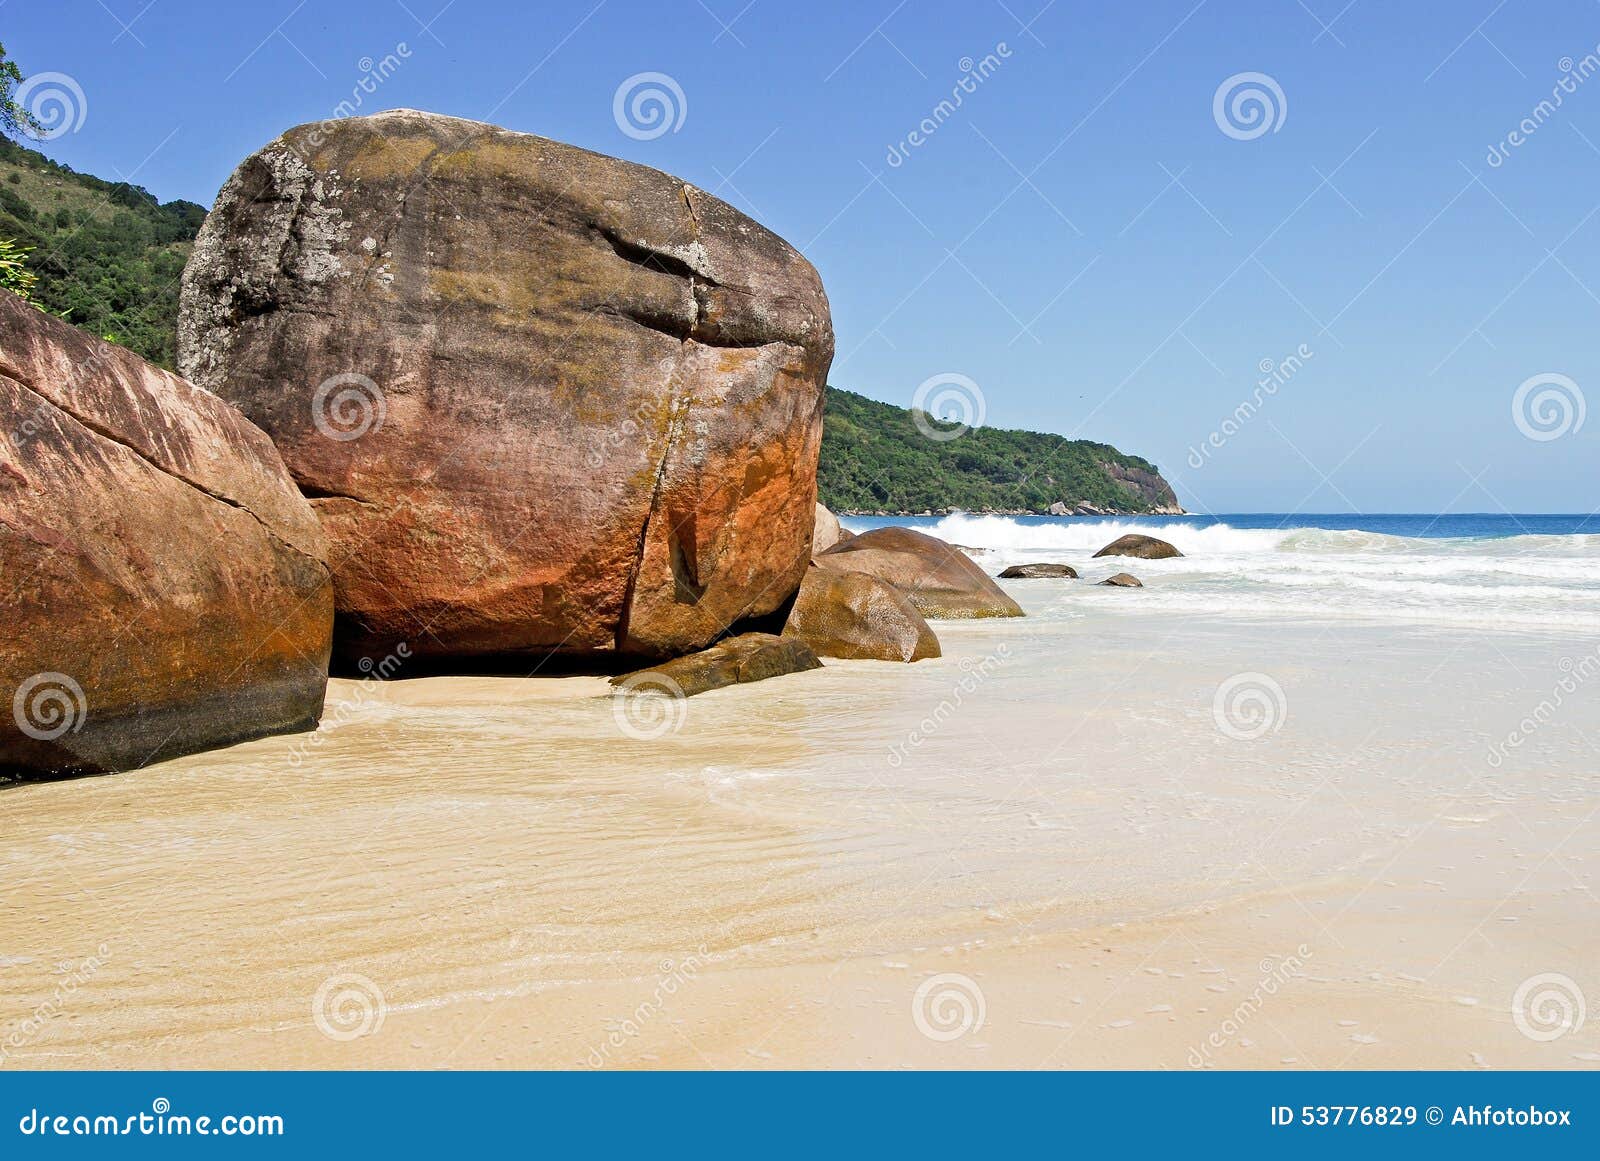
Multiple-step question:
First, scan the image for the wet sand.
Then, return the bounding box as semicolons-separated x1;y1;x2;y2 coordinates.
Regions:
2;600;1597;1069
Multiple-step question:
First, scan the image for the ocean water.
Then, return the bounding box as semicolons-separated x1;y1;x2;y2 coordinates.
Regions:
844;513;1600;634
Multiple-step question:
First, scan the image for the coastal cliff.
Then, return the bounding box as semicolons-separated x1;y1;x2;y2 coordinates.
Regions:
819;386;1183;515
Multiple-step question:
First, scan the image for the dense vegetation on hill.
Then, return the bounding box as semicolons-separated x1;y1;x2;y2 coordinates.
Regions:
0;137;206;369
818;387;1179;514
0;135;1176;514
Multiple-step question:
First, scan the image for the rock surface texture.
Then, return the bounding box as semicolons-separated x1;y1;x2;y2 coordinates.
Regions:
179;110;833;667
999;563;1078;579
818;526;1023;619
0;293;332;778
784;564;939;662
1092;534;1182;560
611;632;821;698
812;503;845;554
1099;572;1143;587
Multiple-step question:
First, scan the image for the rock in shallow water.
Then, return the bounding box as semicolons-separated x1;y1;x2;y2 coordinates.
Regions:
610;632;821;698
999;563;1079;579
1092;534;1182;560
817;526;1023;619
1099;573;1143;587
784;564;939;662
0;293;332;779
179;109;833;668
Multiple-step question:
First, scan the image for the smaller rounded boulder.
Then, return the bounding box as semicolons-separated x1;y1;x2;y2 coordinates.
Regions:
1092;534;1182;560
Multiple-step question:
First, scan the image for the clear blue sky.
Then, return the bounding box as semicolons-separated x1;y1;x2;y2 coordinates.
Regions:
7;0;1599;513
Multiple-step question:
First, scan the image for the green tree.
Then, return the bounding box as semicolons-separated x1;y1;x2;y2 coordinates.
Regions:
0;235;37;300
0;43;44;140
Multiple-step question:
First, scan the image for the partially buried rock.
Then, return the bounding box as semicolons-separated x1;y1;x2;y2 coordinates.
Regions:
179;109;833;668
1091;533;1182;560
999;563;1079;579
817;527;1023;619
611;633;821;698
0;292;333;779
813;503;846;554
1099;573;1143;587
784;565;939;662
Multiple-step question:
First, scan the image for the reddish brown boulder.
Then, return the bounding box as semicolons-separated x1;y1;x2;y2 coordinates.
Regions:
179;109;833;667
818;526;1023;619
0;293;332;778
1099;572;1143;587
784;564;939;661
1092;533;1182;560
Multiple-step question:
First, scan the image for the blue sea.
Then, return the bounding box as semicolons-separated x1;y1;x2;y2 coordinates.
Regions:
840;512;1600;633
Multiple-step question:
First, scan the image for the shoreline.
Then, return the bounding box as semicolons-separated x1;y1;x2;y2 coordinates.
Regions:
3;595;1596;1069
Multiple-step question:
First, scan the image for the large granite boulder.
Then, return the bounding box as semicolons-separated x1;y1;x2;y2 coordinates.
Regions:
817;526;1022;619
1092;533;1182;560
179;109;833;667
0;293;332;778
784;564;939;662
611;632;820;699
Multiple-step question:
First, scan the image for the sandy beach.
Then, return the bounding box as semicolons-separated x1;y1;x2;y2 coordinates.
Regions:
4;526;1597;1069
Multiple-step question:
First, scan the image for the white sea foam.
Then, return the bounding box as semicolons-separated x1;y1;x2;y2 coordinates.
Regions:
844;514;1600;634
